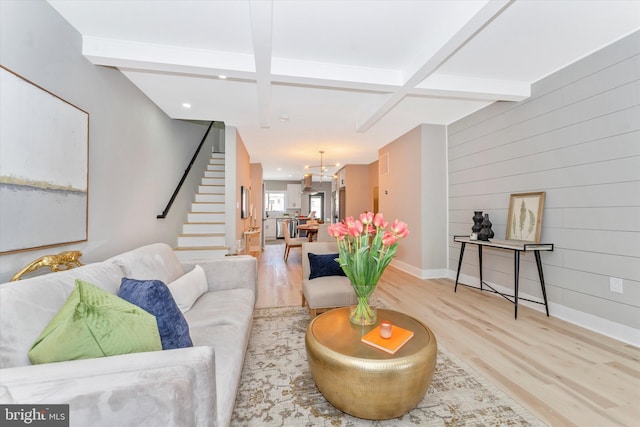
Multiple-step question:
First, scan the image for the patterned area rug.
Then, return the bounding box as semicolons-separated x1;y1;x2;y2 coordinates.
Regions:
232;306;545;426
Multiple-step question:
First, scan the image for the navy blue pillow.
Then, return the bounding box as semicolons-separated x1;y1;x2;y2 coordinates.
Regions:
119;278;193;350
308;253;346;280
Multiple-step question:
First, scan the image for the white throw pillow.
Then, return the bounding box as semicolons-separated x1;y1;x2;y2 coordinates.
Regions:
167;265;208;313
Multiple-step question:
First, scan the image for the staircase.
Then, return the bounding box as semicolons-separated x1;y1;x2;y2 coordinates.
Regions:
174;152;229;261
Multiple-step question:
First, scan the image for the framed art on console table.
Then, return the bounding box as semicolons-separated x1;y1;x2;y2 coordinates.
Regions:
505;192;545;243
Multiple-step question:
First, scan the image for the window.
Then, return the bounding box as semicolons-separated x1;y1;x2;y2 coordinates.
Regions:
265;191;285;212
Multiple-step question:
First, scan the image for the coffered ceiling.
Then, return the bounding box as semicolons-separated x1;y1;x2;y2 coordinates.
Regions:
47;0;640;180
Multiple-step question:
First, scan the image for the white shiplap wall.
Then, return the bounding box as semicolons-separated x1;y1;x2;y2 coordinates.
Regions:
447;31;640;345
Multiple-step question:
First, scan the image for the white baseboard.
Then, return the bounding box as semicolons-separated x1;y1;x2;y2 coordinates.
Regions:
390;259;448;280
547;303;640;347
386;264;639;347
446;270;640;347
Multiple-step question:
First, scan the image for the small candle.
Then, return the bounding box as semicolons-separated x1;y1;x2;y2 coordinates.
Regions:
380;321;392;339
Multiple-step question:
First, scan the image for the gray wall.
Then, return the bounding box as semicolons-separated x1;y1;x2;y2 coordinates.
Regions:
0;1;208;282
447;31;639;344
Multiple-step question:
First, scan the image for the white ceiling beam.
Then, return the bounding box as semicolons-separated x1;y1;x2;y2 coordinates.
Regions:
412;73;530;101
85;49;526;104
273;57;403;87
356;0;515;133
81;13;529;108
271;75;529;101
249;0;273;128
82;36;255;76
407;88;526;102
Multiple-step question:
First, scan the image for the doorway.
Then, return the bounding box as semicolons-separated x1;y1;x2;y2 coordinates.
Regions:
308;192;325;220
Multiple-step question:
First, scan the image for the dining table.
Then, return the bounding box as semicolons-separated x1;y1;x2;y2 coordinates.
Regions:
297;223;319;242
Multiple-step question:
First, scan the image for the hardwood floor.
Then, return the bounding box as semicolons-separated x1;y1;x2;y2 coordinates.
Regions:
254;243;639;426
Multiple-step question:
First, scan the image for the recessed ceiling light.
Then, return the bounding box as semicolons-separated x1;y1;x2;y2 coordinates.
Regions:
182;103;191;108
219;75;227;80
277;168;282;171
279;114;289;122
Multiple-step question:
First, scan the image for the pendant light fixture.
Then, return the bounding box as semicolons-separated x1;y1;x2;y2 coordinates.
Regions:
304;150;340;183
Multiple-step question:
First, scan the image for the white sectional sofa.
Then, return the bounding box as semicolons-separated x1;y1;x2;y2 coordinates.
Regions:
0;243;257;427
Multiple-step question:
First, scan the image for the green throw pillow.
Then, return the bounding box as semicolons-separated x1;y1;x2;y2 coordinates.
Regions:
28;279;162;365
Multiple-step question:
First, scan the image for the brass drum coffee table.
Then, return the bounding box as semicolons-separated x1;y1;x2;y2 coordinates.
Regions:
305;307;437;420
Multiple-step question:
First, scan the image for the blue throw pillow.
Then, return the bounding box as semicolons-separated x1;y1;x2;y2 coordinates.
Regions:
308;253;346;280
119;278;193;350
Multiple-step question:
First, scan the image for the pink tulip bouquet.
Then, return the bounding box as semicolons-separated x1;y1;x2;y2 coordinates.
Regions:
328;212;410;325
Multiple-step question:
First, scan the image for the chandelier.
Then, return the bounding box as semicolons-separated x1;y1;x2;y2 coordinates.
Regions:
304;150;340;182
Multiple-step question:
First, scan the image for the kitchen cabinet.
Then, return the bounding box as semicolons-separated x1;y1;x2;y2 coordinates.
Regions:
286;184;301;209
264;218;277;239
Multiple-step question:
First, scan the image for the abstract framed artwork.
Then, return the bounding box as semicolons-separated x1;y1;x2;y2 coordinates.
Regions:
505;192;546;243
0;66;89;253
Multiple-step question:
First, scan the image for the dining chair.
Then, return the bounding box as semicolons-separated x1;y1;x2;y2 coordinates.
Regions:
283;220;306;261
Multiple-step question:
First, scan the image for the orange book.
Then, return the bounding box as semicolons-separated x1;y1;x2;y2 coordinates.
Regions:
361;324;414;354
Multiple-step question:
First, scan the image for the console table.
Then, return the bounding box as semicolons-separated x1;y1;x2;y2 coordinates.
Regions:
453;236;554;319
243;228;261;255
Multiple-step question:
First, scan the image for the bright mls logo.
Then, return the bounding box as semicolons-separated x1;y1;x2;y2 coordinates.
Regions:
1;405;69;426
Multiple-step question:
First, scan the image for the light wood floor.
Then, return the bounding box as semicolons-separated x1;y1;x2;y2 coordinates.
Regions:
255;243;639;426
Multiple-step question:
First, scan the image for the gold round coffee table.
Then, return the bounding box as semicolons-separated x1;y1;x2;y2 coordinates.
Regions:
305;307;437;420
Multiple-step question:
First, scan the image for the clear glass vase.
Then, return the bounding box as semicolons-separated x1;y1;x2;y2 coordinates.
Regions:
349;283;377;325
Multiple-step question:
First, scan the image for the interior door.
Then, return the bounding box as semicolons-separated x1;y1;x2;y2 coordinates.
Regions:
373;186;379;214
